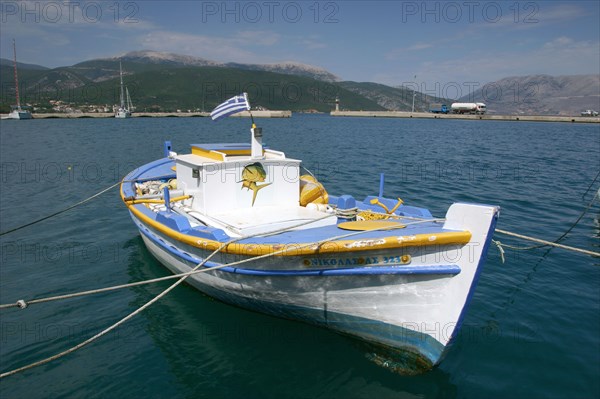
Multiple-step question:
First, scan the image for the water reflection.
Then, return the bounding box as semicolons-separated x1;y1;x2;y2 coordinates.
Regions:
126;237;458;398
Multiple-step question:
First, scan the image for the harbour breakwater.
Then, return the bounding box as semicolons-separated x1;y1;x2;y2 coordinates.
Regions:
330;111;600;123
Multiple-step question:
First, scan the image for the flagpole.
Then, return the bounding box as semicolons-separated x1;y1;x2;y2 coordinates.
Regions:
244;92;263;159
209;93;262;158
244;92;256;128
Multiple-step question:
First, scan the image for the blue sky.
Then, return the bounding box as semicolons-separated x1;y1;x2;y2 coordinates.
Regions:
1;0;599;91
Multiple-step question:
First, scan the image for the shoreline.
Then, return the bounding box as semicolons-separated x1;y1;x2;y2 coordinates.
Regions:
0;110;292;119
330;110;600;123
2;110;598;123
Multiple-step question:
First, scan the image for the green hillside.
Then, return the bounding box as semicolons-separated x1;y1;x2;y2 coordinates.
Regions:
101;66;384;112
1;63;385;113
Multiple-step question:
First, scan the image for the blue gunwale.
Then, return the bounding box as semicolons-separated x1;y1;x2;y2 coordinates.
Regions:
136;217;462;277
121;157;176;197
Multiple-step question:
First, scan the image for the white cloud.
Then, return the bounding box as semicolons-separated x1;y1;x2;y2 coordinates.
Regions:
233;30;281;46
407;43;433;51
385;43;433;60
542;36;574;49
137;30;282;63
299;37;327;50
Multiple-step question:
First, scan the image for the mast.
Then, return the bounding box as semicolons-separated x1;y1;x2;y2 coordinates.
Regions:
244;92;263;159
119;60;125;108
12;39;21;109
126;87;133;110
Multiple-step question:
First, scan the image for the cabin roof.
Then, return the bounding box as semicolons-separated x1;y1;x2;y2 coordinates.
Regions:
190;142;271;162
191;143;256;152
180;142;297;164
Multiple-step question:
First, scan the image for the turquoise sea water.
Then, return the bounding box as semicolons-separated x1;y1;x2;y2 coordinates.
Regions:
0;115;598;398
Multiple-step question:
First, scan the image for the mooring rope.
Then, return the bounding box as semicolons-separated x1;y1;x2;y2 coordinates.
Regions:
2;202;597;376
492;186;599;257
2;215;436;378
0;173;180;237
0;181;121;237
0;237;233;379
1;168;598;376
0;217;441;311
581;169;600;200
494;229;599;257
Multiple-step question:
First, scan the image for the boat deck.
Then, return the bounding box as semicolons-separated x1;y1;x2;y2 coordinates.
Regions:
200;205;337;236
122;156;471;253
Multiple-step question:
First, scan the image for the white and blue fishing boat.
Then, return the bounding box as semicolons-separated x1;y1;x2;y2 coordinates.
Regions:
121;94;499;373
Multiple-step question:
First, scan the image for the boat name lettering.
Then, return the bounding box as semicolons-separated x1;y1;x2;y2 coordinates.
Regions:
383;255;410;264
303;257;380;267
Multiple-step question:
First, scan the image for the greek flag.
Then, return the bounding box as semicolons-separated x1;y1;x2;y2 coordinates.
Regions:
210;93;251;121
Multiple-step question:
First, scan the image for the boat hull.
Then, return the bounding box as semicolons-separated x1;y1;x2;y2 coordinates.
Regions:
138;231;446;371
130;202;498;373
5;110;32;120
115;109;131;118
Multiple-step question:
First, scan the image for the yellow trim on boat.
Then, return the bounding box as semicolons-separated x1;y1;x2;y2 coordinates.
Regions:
120;182;471;256
191;145;264;161
124;195;191;205
224;231;472;256
190;146;226;161
337;220;405;231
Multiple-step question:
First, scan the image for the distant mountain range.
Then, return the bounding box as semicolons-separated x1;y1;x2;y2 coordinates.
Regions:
0;58;49;71
1;50;598;115
73;50;341;83
0;51;382;112
460;74;600;116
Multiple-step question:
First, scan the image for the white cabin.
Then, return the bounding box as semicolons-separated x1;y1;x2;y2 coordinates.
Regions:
176;143;301;214
174;142;337;236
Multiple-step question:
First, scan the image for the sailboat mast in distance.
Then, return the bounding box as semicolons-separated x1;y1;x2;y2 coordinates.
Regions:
13;39;21;109
4;39;32;119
